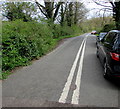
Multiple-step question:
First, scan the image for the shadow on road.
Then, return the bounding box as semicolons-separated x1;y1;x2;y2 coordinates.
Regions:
108;78;120;88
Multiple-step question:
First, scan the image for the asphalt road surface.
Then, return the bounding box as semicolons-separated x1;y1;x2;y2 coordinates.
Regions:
2;33;120;108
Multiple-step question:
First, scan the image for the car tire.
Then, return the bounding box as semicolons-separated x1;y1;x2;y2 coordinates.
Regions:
96;49;99;58
103;62;109;79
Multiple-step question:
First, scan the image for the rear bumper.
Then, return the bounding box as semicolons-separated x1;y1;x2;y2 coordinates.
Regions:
107;66;120;78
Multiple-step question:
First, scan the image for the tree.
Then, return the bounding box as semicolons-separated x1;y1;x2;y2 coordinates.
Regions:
35;0;87;26
59;1;87;26
73;2;87;25
66;2;74;26
113;1;120;29
35;0;63;23
2;2;37;22
92;0;120;29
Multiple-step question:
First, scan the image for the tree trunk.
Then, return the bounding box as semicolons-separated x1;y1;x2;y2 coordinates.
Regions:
114;2;120;29
67;2;73;26
60;3;64;26
74;2;78;25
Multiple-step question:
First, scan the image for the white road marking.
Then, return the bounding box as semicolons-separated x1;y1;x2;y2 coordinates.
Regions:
59;37;86;103
71;38;87;104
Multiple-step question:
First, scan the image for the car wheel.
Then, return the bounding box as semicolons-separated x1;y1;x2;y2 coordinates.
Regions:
96;49;99;58
103;62;109;79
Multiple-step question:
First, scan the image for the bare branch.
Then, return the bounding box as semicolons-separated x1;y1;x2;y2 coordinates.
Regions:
53;2;63;21
92;0;113;8
35;0;48;18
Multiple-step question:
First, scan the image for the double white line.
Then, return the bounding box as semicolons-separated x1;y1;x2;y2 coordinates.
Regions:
59;35;88;104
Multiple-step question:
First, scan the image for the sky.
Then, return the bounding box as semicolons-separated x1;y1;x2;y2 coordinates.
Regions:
81;0;113;18
82;0;113;10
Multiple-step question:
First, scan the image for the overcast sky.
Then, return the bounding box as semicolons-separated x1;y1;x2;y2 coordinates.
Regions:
81;0;113;18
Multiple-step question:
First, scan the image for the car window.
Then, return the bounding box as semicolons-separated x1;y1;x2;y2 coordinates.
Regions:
103;32;117;49
104;32;117;44
99;33;107;38
113;33;120;53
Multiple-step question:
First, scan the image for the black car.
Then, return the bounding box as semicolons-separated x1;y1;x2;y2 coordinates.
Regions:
96;32;107;46
96;30;120;79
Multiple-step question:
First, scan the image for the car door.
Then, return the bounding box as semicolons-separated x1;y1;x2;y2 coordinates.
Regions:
101;32;117;64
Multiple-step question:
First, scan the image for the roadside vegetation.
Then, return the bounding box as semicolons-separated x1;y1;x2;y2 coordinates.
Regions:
2;20;87;79
82;16;116;33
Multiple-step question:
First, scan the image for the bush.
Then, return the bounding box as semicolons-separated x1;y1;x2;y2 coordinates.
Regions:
2;20;83;79
2;20;54;72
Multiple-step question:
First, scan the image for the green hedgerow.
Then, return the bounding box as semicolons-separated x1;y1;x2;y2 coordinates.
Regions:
2;20;83;79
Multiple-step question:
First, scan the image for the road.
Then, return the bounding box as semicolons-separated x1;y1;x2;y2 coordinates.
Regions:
2;33;120;108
